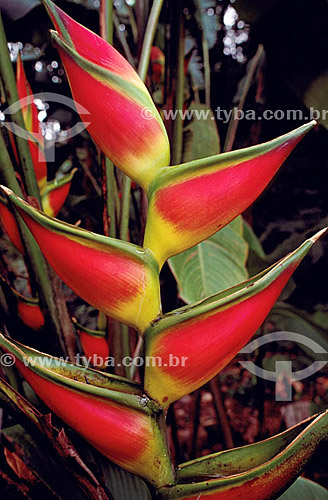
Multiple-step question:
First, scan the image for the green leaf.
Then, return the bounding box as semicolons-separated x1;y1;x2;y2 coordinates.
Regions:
169;221;248;303
243;219;268;275
278;477;328;500
268;302;328;357
243;220;266;259
182;102;221;163
97;458;152;500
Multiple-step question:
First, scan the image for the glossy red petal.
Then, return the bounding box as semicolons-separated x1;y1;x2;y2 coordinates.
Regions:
144;230;325;406
144;122;315;266
0;201;24;254
17;301;45;331
2;189;161;333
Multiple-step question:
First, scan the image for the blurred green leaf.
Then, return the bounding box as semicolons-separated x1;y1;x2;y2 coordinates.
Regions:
268;302;328;356
243;220;266;259
169;221;248;303
278;477;328;500
97;458;151;500
182;102;221;162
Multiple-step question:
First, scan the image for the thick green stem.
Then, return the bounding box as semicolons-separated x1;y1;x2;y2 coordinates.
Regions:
105;159;117;238
0;13;41;205
171;0;185;165
202;35;211;109
119;175;131;240
0;131;76;359
113;13;136;68
224;44;264;152
120;324;131;378
138;0;164;81
100;0;113;43
100;2;117;239
119;0;164;240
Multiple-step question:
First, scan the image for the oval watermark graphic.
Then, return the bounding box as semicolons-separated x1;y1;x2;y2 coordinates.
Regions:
239;331;328;401
1;92;90;162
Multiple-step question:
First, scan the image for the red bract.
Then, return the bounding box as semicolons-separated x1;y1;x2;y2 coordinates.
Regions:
16;53;47;191
1;187;161;333
0;200;24;253
41;169;76;217
144;229;326;407
42;0;170;191
73;320;109;369
144;122;316;267
0;334;175;487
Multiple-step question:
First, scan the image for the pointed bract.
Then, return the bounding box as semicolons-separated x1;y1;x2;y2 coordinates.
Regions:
159;410;328;499
144;230;325;406
73;320;109;369
0;334;175;487
1;188;161;333
15;294;45;331
177;413;320;478
42;0;170;190
144;122;315;267
0;198;24;253
16;53;47;191
41;169;76;217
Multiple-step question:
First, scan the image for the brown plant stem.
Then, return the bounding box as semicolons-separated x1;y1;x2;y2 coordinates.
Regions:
209;377;234;449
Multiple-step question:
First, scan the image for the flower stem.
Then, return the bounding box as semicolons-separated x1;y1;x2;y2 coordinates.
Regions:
138;0;165;82
100;0;117;239
119;0;165;241
171;0;185;166
0;13;41;206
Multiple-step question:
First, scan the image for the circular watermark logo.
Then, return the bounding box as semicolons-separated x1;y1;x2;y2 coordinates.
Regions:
1;92;90;162
141;106;157;120
239;331;328;401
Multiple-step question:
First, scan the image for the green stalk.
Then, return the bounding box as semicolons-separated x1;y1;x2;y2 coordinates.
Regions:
119;174;131;240
120;324;131;378
0;13;41;206
202;35;211;108
113;13;136;68
224;44;264;152
119;0;164;240
138;0;164;81
105;159;117;238
171;0;185;165
0;131;76;359
100;1;117;239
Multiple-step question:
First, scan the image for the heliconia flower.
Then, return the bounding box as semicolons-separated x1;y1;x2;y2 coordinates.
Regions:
16;53;47;191
1;187;161;333
13;291;45;331
0;198;25;253
0;334;175;487
159;410;328;499
42;0;170;191
143;122;316;268
73;318;109;369
0;170;74;253
150;47;165;84
41;169;76;217
144;229;326;407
